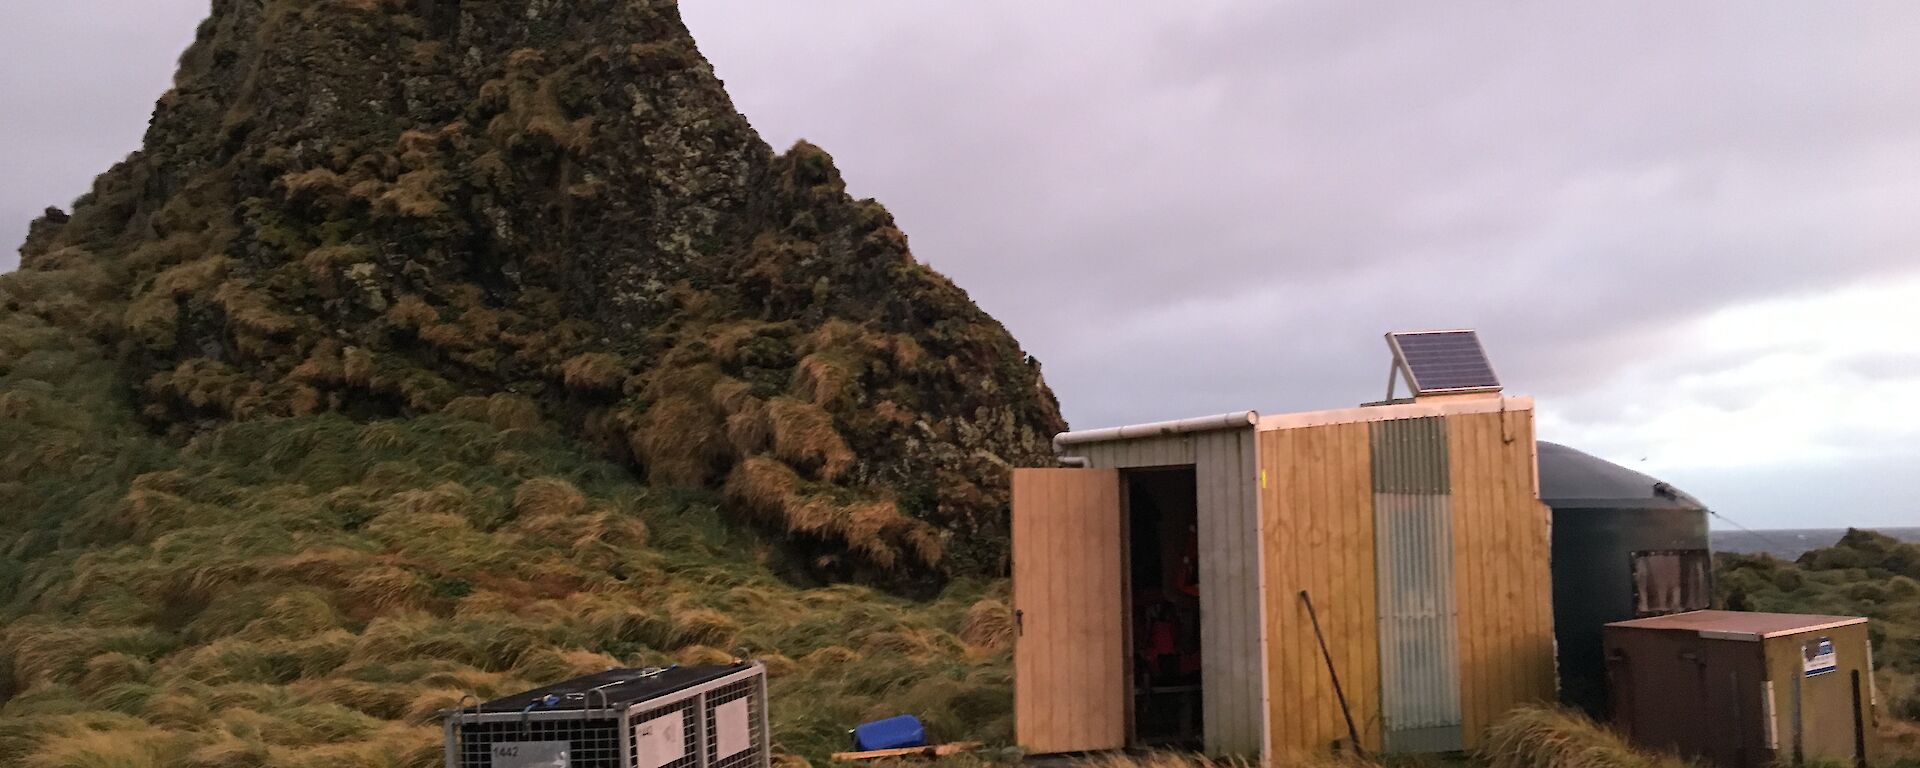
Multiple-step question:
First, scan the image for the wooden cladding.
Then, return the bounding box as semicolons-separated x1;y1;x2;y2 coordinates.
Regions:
1443;409;1557;745
1011;468;1127;754
1259;421;1382;758
1260;404;1555;758
1018;397;1555;760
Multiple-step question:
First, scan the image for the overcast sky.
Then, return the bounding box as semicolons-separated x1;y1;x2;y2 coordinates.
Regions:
5;3;1917;529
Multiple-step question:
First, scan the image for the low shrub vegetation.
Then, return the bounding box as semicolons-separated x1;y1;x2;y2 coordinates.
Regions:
1719;530;1920;763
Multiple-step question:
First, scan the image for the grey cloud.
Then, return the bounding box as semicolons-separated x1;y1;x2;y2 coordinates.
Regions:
1643;447;1920;531
6;3;1917;528
1846;352;1920;382
679;3;1920;434
1;2;205;271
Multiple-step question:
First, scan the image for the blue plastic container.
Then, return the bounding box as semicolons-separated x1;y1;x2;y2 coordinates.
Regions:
851;715;927;751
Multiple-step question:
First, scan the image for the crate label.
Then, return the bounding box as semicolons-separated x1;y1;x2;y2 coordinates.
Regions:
635;710;686;768
490;741;569;768
1803;636;1837;677
715;698;752;759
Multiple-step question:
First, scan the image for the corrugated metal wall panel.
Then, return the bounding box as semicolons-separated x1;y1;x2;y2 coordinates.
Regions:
1370;417;1464;753
1067;433;1198;469
1061;429;1265;756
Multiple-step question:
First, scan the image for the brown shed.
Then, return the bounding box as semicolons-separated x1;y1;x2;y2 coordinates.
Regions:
1604;610;1878;768
1011;387;1557;759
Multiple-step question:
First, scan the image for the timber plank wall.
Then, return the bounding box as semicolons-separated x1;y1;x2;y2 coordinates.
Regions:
1259;407;1555;758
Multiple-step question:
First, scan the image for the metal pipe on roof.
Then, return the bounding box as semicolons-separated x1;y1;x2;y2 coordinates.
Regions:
1051;410;1258;452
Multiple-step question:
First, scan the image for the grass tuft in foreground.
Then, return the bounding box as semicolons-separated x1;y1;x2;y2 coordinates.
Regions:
1479;706;1688;768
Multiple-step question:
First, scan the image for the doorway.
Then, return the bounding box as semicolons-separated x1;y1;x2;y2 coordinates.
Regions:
1124;467;1203;748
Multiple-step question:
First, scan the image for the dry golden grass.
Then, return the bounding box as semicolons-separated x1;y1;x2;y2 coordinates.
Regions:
121;293;179;349
721;457;939;571
768;397;856;481
441;393;544;431
727;400;773;456
628;395;728;486
512;648;621;686
375;168;451;219
298;244;370;284
79;653;153;694
791;352;858;410
21;728;172;768
512;476;587;518
344;566;434;613
560;352;627;394
958;600;1015;653
385;294;440;330
280;166;349;202
0;328;1013;765
212;279;298;339
1481;706;1691;768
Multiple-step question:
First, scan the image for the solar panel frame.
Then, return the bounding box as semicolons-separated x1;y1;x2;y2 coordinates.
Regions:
1387;330;1502;395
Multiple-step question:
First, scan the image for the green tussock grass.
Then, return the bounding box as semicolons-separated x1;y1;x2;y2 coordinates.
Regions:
0;293;1014;765
1718;530;1920;763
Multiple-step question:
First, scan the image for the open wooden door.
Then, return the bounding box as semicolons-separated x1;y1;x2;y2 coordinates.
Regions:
1013;468;1126;754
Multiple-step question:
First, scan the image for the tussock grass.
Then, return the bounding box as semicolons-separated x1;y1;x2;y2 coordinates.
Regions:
21;728;173;768
722;456;939;572
1480;706;1690;768
0;302;1017;765
959;600;1015;653
560;352;627;394
768;397;856;482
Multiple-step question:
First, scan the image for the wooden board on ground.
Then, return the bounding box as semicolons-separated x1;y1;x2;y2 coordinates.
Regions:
830;742;982;762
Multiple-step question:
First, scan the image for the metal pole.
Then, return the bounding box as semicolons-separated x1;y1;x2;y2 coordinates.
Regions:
695;693;711;768
1300;590;1367;757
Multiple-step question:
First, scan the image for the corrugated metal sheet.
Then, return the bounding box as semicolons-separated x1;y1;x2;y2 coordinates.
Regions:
1062;428;1265;756
1370;418;1465;753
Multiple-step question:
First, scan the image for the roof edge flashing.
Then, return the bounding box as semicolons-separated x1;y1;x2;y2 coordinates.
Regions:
1052;410;1257;451
1260;395;1534;431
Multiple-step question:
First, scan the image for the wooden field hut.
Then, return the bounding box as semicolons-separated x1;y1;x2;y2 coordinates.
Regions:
1011;332;1557;759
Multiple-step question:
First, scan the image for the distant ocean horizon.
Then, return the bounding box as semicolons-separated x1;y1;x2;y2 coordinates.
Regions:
1711;527;1920;560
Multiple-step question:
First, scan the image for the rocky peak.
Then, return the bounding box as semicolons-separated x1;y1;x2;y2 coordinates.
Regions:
17;0;1066;582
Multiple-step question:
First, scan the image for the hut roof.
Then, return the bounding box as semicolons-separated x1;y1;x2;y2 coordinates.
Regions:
1537;441;1705;511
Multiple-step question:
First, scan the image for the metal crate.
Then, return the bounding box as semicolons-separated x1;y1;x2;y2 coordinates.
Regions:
445;662;770;768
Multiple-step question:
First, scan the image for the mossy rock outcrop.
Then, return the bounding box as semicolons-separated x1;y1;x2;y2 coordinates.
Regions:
13;0;1065;582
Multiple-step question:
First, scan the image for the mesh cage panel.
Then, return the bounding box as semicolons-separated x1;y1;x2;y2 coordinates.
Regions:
631;697;701;768
704;675;768;768
456;716;624;768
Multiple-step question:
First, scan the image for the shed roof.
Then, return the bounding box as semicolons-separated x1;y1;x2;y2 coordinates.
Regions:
1050;396;1534;448
1607;610;1865;641
1537;441;1704;510
1257;395;1530;430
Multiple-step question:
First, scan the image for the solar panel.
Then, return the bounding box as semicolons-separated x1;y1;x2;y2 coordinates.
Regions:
1388;330;1501;395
